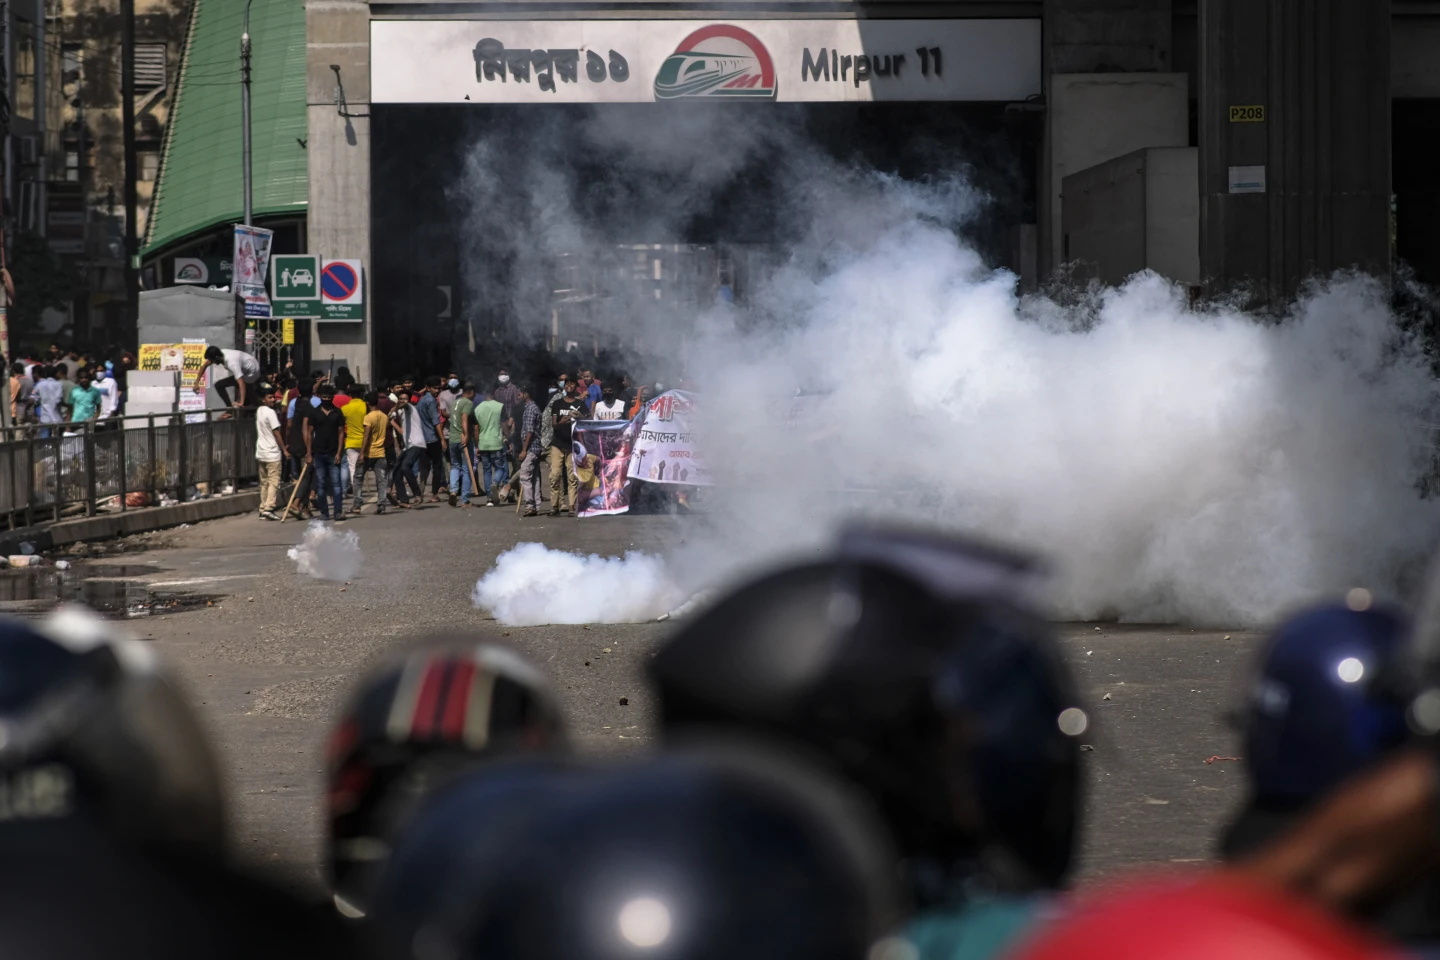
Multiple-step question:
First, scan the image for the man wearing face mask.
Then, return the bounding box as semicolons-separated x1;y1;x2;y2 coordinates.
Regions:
304;384;348;522
492;369;522;504
592;385;626;420
546;377;587;516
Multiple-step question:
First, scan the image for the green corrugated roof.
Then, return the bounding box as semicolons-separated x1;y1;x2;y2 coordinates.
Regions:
143;0;308;256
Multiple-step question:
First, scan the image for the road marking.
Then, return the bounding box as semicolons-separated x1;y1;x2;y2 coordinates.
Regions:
143;574;265;588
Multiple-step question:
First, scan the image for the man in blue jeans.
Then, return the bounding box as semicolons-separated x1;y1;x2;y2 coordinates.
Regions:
304;384;348;521
446;383;477;507
473;389;507;507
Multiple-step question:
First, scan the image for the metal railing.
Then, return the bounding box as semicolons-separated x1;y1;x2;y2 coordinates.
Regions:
0;410;260;529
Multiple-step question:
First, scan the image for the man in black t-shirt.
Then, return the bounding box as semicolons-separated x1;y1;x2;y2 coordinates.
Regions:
546;378;587;516
304;384;348;521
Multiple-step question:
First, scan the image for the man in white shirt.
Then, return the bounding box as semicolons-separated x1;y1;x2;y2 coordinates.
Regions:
196;346;261;408
96;368;120;422
254;384;288;520
592;385;627;420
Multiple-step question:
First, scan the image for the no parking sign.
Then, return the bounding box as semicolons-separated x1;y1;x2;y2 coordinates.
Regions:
320;259;364;321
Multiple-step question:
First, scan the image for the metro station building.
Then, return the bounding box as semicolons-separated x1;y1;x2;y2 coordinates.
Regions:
297;0;1414;382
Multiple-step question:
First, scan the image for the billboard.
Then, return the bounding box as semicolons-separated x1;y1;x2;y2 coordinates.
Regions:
371;19;1042;104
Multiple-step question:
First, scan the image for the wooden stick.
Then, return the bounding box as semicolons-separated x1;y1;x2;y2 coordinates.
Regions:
280;462;309;523
463;442;480;503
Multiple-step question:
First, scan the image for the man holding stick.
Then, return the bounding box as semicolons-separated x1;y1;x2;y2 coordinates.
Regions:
447;383;478;507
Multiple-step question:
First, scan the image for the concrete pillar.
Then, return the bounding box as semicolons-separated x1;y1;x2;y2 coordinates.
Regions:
1199;0;1391;305
306;0;373;382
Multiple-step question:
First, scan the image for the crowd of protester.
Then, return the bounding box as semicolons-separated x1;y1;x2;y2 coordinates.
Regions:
5;524;1440;959
257;362;665;521
5;343;133;436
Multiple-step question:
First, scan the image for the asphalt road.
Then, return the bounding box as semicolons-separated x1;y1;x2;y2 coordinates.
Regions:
6;502;1262;898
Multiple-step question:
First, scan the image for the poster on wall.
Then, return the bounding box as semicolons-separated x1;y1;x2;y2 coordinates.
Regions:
138;343;208;418
371;19;1042;105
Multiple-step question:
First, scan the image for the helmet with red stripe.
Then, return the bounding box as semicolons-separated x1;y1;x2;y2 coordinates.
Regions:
325;642;566;918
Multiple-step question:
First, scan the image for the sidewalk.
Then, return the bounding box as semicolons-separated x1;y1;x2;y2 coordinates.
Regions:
0;490;262;556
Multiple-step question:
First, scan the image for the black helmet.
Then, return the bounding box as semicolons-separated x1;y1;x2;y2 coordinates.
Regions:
326;641;566;917
0;608;225;858
368;744;901;960
650;526;1086;901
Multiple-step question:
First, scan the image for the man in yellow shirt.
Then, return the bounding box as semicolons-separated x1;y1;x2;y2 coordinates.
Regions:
352;392;394;515
341;386;369;513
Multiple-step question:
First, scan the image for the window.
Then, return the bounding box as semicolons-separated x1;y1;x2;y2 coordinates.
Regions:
13;19;39;121
65;150;80;183
62;43;83;91
139;149;160;181
135;44;167;92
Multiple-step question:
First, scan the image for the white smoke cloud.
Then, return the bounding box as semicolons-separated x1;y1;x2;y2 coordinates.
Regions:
287;522;364;582
473;542;685;625
456;109;1440;626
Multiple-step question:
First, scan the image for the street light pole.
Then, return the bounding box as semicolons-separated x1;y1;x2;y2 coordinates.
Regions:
240;0;253;226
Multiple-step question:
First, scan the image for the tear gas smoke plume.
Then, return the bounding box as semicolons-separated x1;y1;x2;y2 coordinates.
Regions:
462;107;1440;626
474;543;684;626
288;522;364;582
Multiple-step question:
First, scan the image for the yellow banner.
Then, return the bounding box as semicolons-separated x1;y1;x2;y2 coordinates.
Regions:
138;343;207;390
282;318;295;345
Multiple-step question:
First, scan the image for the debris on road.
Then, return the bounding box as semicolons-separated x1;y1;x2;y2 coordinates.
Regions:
618;697;629;706
1080;744;1094;752
1203;756;1241;764
1102;693;1112;700
54;560;71;570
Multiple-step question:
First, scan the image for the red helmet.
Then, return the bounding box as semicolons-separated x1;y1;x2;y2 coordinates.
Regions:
1011;876;1399;960
325;642;566;917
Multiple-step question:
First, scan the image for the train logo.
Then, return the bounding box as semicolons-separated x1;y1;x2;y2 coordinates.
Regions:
653;25;777;100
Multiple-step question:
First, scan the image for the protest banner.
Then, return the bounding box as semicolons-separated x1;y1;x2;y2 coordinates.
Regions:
626;389;710;486
573;418;638;517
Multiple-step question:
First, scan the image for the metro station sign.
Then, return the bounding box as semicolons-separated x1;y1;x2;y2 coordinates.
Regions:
371;19;1042;104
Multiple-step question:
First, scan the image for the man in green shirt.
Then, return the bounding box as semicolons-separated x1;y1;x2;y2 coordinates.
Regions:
473;392;506;506
446;383;477;506
68;369;103;424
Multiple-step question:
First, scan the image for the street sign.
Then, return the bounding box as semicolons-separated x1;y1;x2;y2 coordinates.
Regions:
320;259;364;321
271;254;321;317
238;282;272;318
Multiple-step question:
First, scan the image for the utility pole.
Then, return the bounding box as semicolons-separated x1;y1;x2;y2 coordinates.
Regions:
241;0;253;225
121;0;137;340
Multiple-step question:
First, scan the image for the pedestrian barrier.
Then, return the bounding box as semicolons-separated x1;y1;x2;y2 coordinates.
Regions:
0;410;260;529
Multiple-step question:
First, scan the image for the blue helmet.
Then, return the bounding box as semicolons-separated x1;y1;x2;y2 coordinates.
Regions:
1242;604;1410;806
